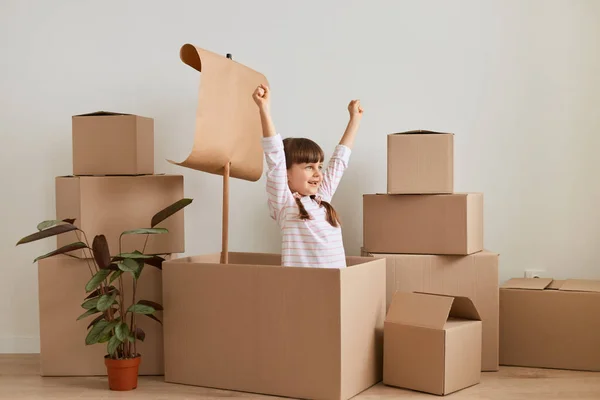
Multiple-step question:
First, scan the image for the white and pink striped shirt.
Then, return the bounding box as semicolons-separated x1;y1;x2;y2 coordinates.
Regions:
262;134;351;269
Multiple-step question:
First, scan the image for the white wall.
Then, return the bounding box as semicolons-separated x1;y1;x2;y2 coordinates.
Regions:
1;0;599;353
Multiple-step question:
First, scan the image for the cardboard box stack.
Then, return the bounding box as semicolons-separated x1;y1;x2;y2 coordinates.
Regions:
37;111;186;376
362;130;500;395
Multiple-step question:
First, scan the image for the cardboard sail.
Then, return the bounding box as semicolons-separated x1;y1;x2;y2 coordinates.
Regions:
168;44;269;181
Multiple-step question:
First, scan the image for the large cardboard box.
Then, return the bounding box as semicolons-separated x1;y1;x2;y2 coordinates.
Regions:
500;278;600;371
383;291;482;396
55;174;185;257
387;131;453;194
363;193;483;255
37;255;164;376
72;111;154;176
162;252;387;400
361;249;499;371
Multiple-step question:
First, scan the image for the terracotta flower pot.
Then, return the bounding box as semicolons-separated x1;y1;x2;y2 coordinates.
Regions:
104;355;141;391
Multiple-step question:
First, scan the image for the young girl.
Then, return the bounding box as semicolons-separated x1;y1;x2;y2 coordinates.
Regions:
252;84;363;268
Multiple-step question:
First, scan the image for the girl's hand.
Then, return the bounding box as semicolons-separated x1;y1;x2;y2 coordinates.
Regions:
253;84;270;110
348;99;363;119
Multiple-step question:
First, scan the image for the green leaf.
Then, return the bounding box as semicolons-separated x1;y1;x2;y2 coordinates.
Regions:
137;299;163;311
128;335;136;343
151;198;193;227
81;297;99;310
77;308;100;320
36;218;76;231
109;270;123;284
134;327;146;342
85;269;111;292
85;320;109;345
86;320;119;345
92;234;111;269
115;322;130;341
98;333;111;343
114;251;153;260
120;228;168;236
33;242;88;263
117;258;139;273
127;304;155;315
107;334;121;356
97;291;117;312
16;224;78;245
87;313;107;330
133;262;145;280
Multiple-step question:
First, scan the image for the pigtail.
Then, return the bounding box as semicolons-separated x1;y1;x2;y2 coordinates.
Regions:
320;200;341;227
295;197;312;220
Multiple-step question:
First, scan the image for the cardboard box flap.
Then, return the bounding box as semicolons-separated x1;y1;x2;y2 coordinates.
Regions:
386;292;453;330
166;44;269;182
447;295;481;321
559;279;600;293
74;111;131;117
390;130;453;135
501;278;553;290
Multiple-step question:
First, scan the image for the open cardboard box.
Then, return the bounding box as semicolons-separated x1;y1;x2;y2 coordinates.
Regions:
500;277;600;371
383;291;482;396
162;45;387;399
162;252;386;400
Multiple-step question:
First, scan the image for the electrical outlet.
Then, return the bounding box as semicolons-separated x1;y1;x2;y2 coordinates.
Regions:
524;269;545;278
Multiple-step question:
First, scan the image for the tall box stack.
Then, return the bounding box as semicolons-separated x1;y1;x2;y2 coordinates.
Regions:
37;111;186;376
362;130;500;382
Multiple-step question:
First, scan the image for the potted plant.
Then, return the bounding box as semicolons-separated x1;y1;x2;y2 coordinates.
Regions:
16;198;193;391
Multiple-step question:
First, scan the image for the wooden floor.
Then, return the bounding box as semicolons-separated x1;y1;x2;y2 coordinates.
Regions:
1;354;599;399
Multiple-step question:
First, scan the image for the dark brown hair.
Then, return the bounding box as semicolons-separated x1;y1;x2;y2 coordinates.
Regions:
283;137;341;227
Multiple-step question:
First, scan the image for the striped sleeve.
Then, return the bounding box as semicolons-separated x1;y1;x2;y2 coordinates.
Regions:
262;134;294;221
319;144;351;202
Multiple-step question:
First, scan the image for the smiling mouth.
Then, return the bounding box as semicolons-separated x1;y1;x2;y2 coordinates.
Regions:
309;181;319;187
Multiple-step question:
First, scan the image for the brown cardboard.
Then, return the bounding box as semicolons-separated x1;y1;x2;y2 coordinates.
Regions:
363;193;483;255
167;44;269;182
500;277;600;371
37;255;164;376
387;131;453;194
361;249;499;371
383;292;482;396
55;175;185;257
161;252;386;400
72;111;154;176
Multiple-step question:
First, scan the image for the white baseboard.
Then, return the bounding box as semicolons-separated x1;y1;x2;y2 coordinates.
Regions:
0;336;40;353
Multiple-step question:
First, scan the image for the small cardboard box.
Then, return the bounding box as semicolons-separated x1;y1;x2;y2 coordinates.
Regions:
362;248;499;372
363;193;483;255
162;252;386;400
72;111;154;176
55;174;185;257
384;292;482;396
37;255;164;376
387;130;453;194
500;278;600;371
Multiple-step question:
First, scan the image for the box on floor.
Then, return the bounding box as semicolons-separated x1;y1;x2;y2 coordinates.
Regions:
500;277;600;371
72;111;154;176
387;130;454;194
362;248;499;372
37;255;165;376
363;193;483;255
384;291;482;396
55;174;185;257
161;252;386;400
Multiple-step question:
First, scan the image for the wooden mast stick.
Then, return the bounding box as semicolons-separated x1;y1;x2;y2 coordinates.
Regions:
220;52;233;265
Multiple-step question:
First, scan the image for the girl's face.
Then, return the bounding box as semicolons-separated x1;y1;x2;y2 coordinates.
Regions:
287;161;323;196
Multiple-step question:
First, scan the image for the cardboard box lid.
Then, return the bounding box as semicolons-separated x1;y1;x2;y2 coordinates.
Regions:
501;278;600;293
389;130;454;136
73;111;135;117
386;292;481;330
